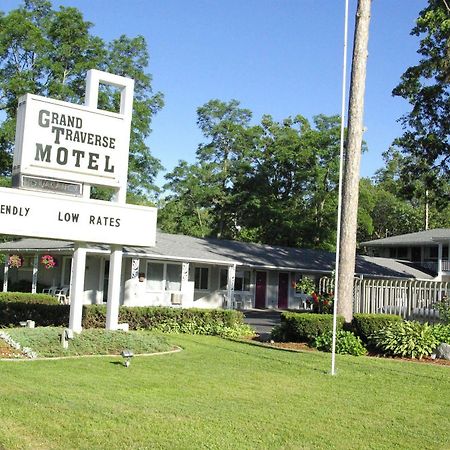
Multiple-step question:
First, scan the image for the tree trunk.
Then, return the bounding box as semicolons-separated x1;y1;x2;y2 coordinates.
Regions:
337;0;371;323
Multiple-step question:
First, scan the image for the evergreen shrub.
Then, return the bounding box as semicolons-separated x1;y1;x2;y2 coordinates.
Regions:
0;293;67;327
352;313;403;344
278;312;344;343
82;305;249;337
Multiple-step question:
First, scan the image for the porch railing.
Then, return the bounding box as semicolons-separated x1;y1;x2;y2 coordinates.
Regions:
416;260;450;273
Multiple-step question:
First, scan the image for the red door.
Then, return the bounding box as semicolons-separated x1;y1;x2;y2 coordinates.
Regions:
278;273;289;309
255;271;267;309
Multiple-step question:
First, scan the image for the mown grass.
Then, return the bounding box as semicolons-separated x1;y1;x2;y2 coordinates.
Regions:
4;327;172;357
0;334;448;449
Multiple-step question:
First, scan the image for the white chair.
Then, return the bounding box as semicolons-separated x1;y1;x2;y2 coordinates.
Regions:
234;294;243;309
42;286;59;295
55;286;70;305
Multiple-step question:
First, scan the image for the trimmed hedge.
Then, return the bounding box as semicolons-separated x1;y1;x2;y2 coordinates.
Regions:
0;292;68;327
0;292;59;305
82;305;245;331
279;312;344;343
352;313;403;344
0;295;246;335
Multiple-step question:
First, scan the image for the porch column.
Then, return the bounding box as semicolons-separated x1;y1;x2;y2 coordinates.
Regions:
131;258;140;279
3;260;8;292
437;243;443;275
31;254;39;294
106;245;123;330
181;262;189;289
227;264;236;309
69;243;87;333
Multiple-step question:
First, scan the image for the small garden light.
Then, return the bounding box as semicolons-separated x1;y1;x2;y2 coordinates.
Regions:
121;349;134;367
60;328;74;349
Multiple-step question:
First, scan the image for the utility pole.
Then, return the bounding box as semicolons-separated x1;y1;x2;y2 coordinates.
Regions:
337;0;371;323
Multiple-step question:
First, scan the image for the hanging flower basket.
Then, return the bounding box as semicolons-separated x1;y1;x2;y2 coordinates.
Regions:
8;254;24;269
41;254;56;269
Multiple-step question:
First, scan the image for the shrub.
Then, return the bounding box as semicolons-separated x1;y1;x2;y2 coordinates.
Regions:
0;292;59;305
280;312;344;343
371;321;439;359
434;295;450;324
431;323;450;344
82;305;249;337
313;330;367;356
352;313;403;344
271;324;288;342
0;293;68;327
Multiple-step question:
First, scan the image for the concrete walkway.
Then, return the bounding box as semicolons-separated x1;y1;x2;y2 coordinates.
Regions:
242;309;282;337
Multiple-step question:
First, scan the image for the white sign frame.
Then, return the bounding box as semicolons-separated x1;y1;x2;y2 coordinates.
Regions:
13;86;132;190
0;186;156;247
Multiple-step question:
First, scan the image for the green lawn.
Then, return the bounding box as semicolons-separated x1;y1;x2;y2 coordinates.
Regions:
0;334;448;449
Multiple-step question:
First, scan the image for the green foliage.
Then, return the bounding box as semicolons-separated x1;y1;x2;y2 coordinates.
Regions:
313;330;367;356
352;313;403;344
431;323;450;344
371;321;439;359
82;305;250;337
392;0;450;192
161;109;343;249
0;292;59;305
0;297;69;327
357;177;424;242
434;295;450;324
5;327;172;358
0;1;163;198
278;312;344;343
0;300;251;337
295;276;315;295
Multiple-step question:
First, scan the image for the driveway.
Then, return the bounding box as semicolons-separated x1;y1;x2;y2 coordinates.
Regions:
242;309;282;336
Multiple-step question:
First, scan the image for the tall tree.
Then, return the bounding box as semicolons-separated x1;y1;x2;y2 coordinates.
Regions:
0;0;163;200
392;0;450;183
160;106;343;250
337;0;371;323
196;99;253;238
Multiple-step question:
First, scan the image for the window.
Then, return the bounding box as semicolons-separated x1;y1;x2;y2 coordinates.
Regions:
219;269;228;290
166;264;181;291
219;268;251;292
397;247;407;259
146;262;164;291
443;246;449;259
146;262;182;292
235;270;251;292
194;267;209;290
429;246;438;259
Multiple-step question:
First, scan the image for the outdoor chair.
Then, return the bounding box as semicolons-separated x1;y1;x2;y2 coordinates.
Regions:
42;286;59;295
233;294;243;309
54;286;70;305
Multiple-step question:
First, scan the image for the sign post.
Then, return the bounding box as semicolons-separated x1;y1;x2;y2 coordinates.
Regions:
1;68;156;333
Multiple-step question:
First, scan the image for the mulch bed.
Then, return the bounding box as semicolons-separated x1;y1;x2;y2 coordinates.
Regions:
0;340;24;358
252;336;450;366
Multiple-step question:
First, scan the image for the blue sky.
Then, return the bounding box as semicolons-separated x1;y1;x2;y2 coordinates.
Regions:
3;0;426;187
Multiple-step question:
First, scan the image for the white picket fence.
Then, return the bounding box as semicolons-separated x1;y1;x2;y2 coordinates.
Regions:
318;277;449;323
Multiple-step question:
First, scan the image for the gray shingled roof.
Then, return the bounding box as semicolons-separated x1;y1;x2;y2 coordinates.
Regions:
0;232;433;279
361;228;450;247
